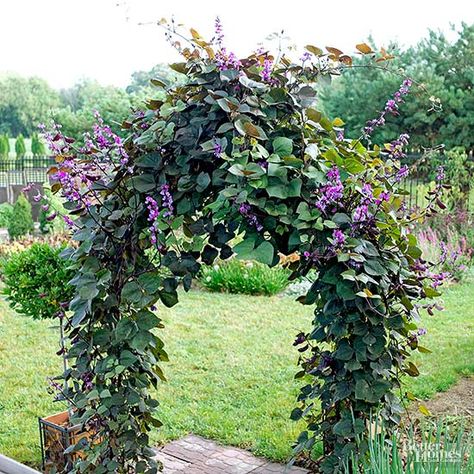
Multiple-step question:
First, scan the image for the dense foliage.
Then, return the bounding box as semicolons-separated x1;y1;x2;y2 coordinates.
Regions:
0;134;9;157
8;194;33;239
199;259;290;295
2;242;74;319
321;23;474;150
0;202;13;227
15;134;26;158
43;21;446;474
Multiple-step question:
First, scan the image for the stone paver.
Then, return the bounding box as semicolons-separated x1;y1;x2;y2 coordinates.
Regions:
154;435;310;473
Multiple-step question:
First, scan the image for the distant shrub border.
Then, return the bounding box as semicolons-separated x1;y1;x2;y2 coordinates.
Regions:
37;19;448;474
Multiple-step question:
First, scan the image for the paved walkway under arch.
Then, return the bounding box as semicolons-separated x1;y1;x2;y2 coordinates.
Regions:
154;435;310;474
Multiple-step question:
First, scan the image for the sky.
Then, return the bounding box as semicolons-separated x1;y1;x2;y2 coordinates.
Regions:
1;0;472;89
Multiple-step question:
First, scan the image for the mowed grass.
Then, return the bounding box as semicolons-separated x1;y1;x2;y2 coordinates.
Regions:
0;280;473;466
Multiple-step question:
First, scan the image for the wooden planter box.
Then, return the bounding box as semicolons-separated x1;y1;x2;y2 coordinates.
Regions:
38;411;90;473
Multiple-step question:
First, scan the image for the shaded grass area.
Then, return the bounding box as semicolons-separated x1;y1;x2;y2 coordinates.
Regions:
0;280;473;466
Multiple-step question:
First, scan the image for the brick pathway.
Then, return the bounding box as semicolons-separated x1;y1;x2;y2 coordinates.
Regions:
153;435;310;474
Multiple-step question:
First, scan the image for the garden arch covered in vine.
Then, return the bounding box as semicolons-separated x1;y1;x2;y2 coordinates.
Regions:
46;23;444;474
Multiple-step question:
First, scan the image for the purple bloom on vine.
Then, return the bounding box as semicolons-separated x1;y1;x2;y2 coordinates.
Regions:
300;51;312;62
387;133;410;159
417;327;427;336
317;353;332;371
332;229;346;247
160;183;174;218
436;165;445;182
327;166;340;181
33;192;42;202
364;79;412;137
376;191;391;205
315;167;343;213
395;165;409;182
431;271;449;288
145;196;160;245
238;203;263;231
303;249;321;263
216;48;242;71
353;204;370;222
440;241;448;263
260;58;273;83
41;204;49;212
46;212;57;222
336;130;345;141
63;215;75;228
293;332;306;346
213;140;223;158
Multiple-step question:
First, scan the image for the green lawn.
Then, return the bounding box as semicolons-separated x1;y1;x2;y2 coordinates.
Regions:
0;280;473;467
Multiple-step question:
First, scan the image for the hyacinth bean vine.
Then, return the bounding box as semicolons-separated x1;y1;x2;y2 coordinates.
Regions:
44;20;447;474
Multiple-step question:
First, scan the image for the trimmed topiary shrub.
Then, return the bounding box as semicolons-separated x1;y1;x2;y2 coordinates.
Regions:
200;259;290;295
31;132;46;156
0;134;9;158
2;242;74;319
15;134;26;158
8;194;34;239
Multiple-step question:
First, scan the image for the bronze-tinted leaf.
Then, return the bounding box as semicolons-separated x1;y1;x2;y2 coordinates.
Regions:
356;43;373;54
339;55;353;65
305;45;323;56
326;46;343;58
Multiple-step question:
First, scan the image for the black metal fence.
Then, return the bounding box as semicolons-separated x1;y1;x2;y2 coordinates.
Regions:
401;151;474;211
0;156;55;220
0;152;472;216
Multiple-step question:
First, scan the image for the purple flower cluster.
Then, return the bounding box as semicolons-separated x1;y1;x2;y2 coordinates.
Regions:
300;51;312;63
353;204;370;223
436;165;445;182
213;140;223;158
315;167;344;213
145;196;160;245
332;229;346;248
81;371;94;391
364;79;412;136
376;191;391;205
216;48;242;71
146;184;174;246
160;183;174;218
238;203;263;231
431;271;449;288
395;165;410;183
40;113;131;216
90;111;129;165
260;58;273;83
387;133;410;159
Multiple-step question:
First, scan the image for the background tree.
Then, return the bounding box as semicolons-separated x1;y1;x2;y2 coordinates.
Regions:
0;75;60;136
321;23;474;150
